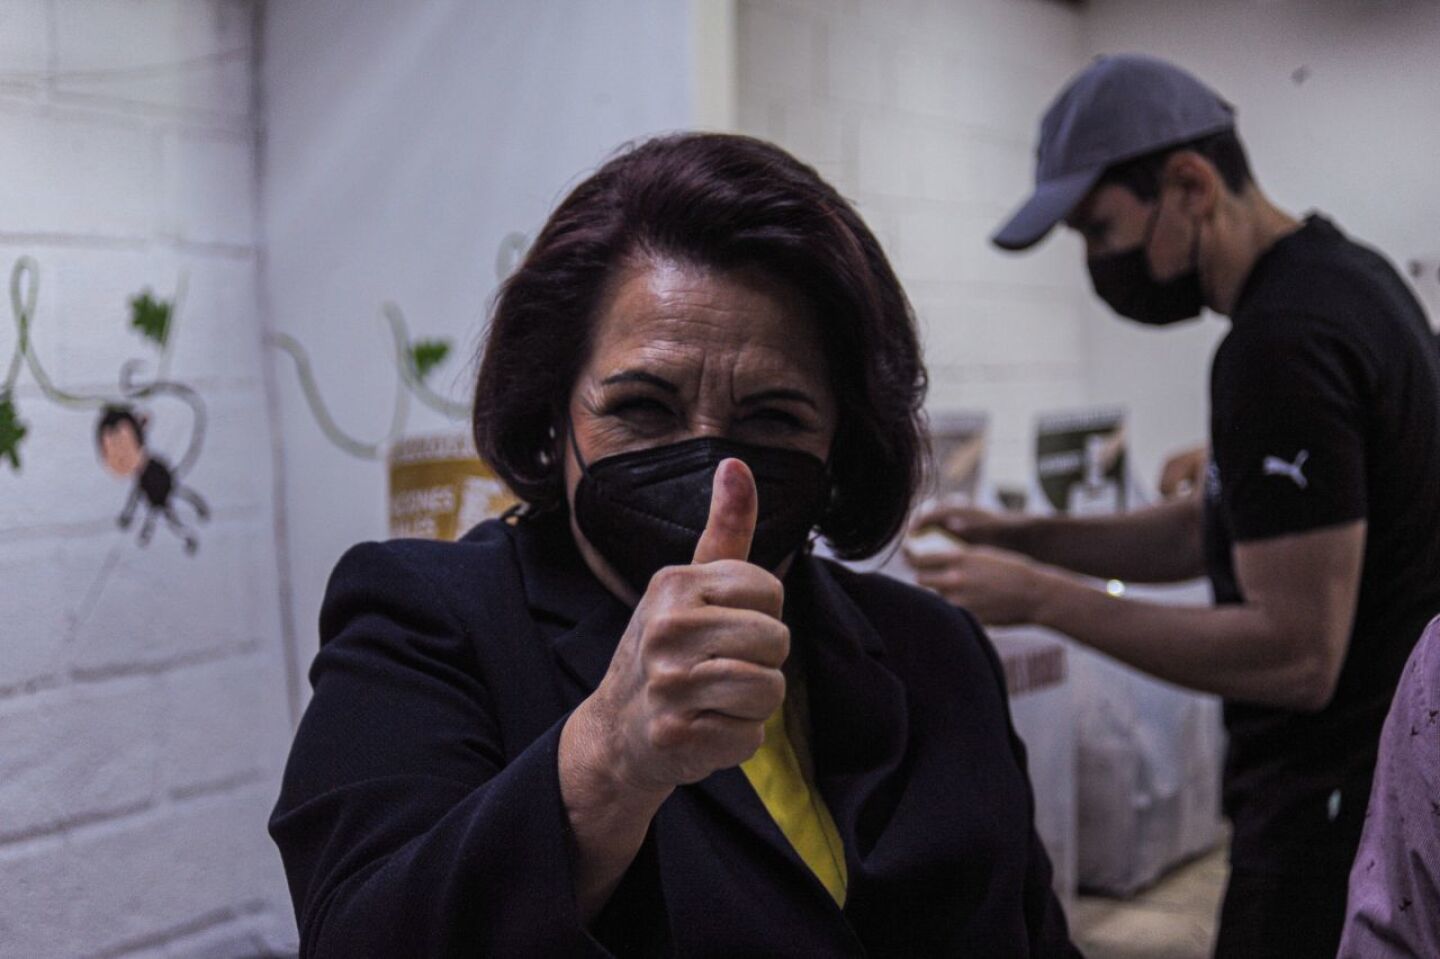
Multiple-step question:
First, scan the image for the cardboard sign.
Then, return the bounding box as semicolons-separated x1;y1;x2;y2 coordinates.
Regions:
388;432;517;540
926;410;990;506
1035;408;1128;516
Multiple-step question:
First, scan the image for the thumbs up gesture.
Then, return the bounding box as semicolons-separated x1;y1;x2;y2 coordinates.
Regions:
579;458;791;794
691;456;760;564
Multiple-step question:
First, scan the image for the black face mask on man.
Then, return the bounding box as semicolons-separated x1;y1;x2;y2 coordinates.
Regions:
570;432;831;594
1087;193;1204;326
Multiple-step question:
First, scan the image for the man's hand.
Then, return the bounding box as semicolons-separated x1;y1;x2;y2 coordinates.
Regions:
1158;445;1209;499
908;501;1023;550
905;537;1054;626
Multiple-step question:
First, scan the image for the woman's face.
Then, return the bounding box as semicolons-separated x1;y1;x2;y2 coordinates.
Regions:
564;255;838;597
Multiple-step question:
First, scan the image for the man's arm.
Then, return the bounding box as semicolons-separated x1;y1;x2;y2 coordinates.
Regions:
915;312;1375;710
912;494;1206;584
913;519;1364;711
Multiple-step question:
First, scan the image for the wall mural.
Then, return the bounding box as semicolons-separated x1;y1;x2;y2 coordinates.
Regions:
3;256;210;555
271;232;528;539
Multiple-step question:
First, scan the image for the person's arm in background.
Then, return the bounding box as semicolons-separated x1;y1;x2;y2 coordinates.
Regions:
912;443;1211;585
910;520;1363;711
910;316;1370;713
913;494;1205;585
1338;618;1440;959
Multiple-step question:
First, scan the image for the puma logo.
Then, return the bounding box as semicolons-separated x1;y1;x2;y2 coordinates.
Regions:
1262;450;1310;489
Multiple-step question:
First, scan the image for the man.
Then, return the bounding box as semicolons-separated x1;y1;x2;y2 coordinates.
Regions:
908;54;1440;957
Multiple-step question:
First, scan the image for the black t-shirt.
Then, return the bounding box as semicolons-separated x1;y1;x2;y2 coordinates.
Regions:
1204;214;1440;872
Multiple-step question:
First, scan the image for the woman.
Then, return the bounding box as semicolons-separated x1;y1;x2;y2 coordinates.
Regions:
270;133;1079;957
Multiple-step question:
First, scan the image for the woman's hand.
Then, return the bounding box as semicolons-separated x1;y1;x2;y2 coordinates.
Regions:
583;457;789;791
559;459;788;917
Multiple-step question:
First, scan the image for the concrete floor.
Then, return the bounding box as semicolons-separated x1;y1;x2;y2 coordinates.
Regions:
1070;846;1229;959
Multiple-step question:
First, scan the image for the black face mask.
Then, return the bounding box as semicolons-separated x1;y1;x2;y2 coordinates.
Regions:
571;433;830;594
1087;198;1204;326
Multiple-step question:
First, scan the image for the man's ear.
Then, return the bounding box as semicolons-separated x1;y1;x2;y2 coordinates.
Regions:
1164;151;1220;218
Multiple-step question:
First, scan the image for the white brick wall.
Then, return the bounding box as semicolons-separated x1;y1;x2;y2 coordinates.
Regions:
0;786;281;958
0;1;295;955
736;0;1092;490
0;107;159;238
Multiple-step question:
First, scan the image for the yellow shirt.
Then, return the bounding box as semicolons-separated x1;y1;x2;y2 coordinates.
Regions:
739;677;849;907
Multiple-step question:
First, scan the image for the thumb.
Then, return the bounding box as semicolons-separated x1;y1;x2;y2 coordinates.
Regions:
692;458;757;564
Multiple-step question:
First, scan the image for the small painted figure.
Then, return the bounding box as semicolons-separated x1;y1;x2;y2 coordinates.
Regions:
96;405;209;554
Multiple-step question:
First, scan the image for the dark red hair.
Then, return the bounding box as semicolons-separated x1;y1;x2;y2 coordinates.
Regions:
472;132;926;559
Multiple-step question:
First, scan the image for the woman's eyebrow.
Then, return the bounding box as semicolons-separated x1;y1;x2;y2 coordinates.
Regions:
601;370;679;393
737;387;818;410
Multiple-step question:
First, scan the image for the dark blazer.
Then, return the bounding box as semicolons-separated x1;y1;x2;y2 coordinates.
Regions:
270;511;1080;957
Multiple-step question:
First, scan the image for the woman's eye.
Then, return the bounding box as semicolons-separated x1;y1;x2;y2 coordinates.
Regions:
609;397;676;423
745;408;805;430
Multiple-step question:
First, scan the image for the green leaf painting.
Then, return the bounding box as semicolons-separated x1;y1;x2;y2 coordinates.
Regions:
0;392;27;471
129;290;173;348
409;339;451;382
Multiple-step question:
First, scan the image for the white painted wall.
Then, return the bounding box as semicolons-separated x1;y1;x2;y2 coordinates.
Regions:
0;1;295;955
261;0;696;717
1080;0;1440;485
734;0;1093;491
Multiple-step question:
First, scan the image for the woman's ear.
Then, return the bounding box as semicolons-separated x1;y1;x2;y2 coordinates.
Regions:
544;412;572;486
546;413;563;463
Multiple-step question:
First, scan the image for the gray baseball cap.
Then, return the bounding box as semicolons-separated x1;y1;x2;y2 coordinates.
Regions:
992;54;1235;252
